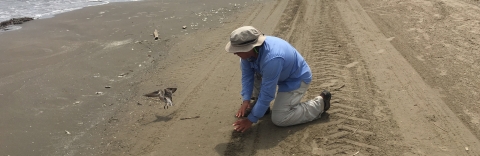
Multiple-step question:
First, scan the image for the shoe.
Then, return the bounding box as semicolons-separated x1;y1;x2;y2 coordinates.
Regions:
320;90;331;111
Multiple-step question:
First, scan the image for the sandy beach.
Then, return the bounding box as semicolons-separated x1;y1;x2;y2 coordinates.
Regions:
1;0;480;155
0;0;258;155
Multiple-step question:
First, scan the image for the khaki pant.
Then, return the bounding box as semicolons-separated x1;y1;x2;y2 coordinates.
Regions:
252;75;324;127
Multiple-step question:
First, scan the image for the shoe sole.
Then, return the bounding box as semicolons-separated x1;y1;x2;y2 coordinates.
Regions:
321;90;331;112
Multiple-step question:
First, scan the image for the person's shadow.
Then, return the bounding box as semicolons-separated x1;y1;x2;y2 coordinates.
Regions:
215;112;331;155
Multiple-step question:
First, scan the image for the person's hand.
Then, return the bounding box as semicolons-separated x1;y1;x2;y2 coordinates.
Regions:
233;118;253;132
235;100;251;118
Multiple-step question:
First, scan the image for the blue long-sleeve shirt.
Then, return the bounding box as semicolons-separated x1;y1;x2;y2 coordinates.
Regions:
241;36;312;123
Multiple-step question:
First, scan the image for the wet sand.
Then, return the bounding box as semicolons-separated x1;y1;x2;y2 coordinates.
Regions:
0;0;257;155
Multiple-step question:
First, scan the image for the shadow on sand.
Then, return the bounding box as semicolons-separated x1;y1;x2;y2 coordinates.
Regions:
215;112;331;155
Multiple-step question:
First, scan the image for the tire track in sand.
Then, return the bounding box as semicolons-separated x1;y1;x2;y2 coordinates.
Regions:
271;0;407;155
335;0;480;155
291;0;379;154
226;0;405;155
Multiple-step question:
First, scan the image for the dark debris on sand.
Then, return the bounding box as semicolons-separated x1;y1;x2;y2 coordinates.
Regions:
1;17;34;30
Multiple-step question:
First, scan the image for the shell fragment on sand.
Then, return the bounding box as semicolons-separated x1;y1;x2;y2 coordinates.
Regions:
153;29;159;40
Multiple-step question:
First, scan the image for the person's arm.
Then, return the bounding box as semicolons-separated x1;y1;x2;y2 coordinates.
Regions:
240;59;255;101
247;58;284;123
236;59;256;118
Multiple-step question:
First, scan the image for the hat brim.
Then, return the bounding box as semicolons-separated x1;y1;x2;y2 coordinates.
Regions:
225;35;266;53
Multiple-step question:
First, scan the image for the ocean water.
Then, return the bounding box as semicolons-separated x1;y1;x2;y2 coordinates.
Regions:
0;0;138;22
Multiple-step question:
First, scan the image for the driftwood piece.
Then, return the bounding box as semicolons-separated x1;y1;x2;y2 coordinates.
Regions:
153;29;159;40
0;17;34;30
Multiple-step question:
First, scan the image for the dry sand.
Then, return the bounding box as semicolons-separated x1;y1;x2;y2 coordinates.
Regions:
1;0;480;155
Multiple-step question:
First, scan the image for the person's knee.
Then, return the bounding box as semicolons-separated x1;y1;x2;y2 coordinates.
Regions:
271;114;290;127
272;119;288;127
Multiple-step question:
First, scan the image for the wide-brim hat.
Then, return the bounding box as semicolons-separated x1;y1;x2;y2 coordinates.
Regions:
225;26;266;53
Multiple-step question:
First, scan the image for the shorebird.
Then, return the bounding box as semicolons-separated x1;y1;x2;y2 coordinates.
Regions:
143;88;177;109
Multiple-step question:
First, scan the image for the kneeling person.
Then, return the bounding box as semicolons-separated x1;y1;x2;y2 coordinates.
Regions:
225;26;332;132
